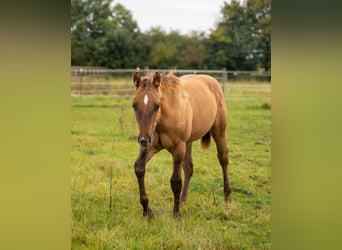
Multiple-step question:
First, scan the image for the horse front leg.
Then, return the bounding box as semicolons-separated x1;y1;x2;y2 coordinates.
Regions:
170;143;186;219
134;147;158;219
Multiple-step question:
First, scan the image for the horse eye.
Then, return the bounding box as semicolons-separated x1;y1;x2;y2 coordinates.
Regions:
154;103;160;111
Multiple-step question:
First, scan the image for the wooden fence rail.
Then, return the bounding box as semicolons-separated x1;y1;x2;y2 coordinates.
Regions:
71;67;271;97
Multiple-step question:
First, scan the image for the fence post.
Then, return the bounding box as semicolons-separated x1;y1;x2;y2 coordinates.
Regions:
79;68;83;98
144;66;149;75
222;68;227;93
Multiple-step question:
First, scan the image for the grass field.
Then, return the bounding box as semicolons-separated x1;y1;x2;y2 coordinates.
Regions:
71;83;271;249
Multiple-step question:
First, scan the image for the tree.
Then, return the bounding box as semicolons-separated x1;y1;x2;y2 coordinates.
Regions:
143;28;208;69
206;0;271;71
71;0;140;68
247;0;271;71
103;4;140;68
144;27;177;69
71;0;270;70
71;0;113;66
177;31;208;69
206;0;258;70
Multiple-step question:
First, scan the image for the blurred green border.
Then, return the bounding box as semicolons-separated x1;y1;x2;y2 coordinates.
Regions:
0;1;70;249
272;1;342;249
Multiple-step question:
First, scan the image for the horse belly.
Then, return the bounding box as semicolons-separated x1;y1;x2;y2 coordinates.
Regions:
180;74;223;142
188;91;217;141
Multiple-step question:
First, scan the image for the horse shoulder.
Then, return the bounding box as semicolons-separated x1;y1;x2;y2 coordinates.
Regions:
157;88;193;148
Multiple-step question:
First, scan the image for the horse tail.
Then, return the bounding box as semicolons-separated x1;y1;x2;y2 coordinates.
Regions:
200;132;211;149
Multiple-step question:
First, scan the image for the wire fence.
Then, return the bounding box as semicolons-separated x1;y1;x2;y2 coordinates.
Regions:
71;67;271;99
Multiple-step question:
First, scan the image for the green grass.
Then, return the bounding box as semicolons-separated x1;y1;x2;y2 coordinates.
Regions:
71;83;271;249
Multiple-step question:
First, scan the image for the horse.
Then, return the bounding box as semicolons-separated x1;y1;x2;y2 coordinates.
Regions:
132;71;232;219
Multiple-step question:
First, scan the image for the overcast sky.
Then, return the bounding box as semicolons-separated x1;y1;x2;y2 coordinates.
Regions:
115;0;232;35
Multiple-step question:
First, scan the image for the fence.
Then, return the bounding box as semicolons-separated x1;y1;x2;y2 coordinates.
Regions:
71;67;271;97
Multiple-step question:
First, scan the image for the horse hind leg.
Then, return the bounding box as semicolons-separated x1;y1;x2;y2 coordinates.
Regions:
181;142;193;203
211;128;232;203
170;143;186;219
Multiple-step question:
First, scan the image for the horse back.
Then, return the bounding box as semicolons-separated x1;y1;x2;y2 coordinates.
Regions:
179;74;225;108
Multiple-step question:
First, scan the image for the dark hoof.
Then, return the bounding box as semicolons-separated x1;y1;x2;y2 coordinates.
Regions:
173;211;181;220
180;193;187;204
225;194;232;204
143;208;154;219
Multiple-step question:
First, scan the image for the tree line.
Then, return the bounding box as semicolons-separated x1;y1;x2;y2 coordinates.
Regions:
71;0;270;71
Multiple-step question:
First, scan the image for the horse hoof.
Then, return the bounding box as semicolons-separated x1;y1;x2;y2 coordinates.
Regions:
180;199;187;205
143;208;154;219
225;194;232;204
173;212;181;220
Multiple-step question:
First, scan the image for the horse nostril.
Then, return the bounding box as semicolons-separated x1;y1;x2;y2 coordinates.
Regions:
138;136;150;147
138;136;152;147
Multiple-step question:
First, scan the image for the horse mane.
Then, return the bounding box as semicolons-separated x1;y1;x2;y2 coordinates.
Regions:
160;71;179;89
145;70;180;90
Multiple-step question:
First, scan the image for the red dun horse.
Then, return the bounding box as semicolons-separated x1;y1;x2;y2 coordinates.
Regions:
132;71;231;219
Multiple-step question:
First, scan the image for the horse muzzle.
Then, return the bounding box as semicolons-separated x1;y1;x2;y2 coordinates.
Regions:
137;135;152;148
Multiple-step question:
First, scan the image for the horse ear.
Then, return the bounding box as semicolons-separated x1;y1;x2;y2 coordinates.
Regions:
153;72;161;87
133;71;141;89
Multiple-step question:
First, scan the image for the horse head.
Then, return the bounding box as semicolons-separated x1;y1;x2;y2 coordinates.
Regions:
132;71;162;148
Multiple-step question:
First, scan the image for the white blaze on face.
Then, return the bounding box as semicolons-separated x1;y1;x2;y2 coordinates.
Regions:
143;94;149;106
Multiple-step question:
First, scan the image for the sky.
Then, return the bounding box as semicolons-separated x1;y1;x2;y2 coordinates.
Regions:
115;0;231;35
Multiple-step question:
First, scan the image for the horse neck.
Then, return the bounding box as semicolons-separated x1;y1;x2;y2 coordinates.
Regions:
160;87;181;110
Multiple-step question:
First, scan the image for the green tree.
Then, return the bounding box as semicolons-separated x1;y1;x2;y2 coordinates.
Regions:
247;0;271;71
71;0;140;68
145;27;177;69
103;4;140;68
143;28;208;69
206;0;258;70
177;31;208;69
71;0;112;66
71;0;270;70
206;0;271;71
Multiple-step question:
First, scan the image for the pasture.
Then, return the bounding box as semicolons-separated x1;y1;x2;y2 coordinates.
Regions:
71;82;271;249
